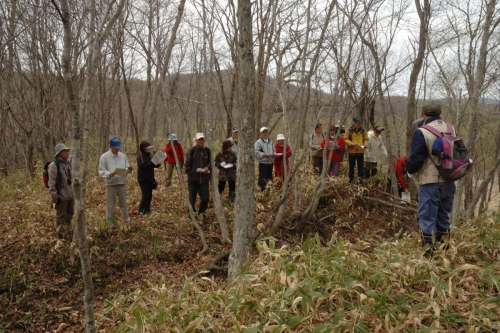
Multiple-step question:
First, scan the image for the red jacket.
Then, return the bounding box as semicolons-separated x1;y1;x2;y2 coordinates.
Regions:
320;136;345;162
164;142;185;164
273;143;292;176
390;156;408;190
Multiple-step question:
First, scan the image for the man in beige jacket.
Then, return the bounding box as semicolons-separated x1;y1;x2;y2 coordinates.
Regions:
405;101;456;252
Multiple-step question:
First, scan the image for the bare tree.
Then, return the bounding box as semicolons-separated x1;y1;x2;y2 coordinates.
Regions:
405;0;431;156
143;0;186;143
51;0;96;330
228;0;256;281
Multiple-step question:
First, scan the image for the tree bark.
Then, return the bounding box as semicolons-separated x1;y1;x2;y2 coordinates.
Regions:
52;0;96;331
228;0;256;281
405;0;430;157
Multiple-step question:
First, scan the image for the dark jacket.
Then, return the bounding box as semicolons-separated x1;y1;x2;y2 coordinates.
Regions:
185;145;212;184
215;149;237;181
48;158;73;202
137;152;160;181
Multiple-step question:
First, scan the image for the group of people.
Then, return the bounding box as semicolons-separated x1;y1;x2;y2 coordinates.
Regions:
47;101;456;257
308;119;388;184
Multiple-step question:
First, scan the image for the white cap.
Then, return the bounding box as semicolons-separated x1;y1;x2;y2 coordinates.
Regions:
260;126;268;133
195;133;205;140
146;145;154;149
276;134;285;141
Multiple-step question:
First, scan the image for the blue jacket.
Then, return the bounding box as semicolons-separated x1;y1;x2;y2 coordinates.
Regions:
405;115;442;174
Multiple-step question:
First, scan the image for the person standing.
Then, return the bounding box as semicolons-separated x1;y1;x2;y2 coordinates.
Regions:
405;101;456;251
48;143;74;239
227;127;239;153
309;123;325;174
273;134;292;178
254;127;275;191
214;140;237;202
185;133;212;217
364;126;388;179
387;156;409;194
320;125;346;177
98;137;133;226
164;134;185;187
344;117;369;184
137;141;161;214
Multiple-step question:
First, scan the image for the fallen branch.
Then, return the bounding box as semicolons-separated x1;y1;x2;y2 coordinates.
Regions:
362;196;417;212
204;249;231;272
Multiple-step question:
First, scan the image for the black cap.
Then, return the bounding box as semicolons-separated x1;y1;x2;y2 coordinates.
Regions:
315;123;322;129
353;117;361;123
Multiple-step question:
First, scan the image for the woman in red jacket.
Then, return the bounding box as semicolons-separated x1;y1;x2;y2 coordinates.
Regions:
388;156;408;193
320;125;346;177
273;134;292;178
164;134;185;187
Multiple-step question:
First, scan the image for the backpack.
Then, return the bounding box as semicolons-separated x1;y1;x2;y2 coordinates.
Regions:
43;159;62;192
422;123;471;182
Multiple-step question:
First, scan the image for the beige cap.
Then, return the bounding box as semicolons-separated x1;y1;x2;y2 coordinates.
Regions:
195;133;205;140
260;126;268;133
276;134;285;141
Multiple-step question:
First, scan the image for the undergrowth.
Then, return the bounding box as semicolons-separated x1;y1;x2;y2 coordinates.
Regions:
102;215;500;332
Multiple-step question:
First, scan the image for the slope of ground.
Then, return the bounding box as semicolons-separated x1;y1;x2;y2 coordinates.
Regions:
0;164;482;332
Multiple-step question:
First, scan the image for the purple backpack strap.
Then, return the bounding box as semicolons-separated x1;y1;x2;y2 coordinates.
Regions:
421;124;443;137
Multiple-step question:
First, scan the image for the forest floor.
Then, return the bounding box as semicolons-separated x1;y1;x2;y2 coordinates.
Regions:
0;165;497;332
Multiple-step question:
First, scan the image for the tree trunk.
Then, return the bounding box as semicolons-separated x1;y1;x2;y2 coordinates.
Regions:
52;0;96;331
143;0;186;143
405;0;430;157
228;0;256;281
454;0;497;222
201;0;230;242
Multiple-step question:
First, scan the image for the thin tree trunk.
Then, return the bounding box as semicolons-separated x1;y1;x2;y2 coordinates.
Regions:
405;0;430;157
228;0;256;281
52;0;95;331
143;0;185;143
201;0;230;242
465;152;500;220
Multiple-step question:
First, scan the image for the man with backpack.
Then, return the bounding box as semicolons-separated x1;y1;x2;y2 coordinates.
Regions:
47;143;74;240
406;101;460;253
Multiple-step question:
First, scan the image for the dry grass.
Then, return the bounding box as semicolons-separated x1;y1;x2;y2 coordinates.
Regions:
0;160;498;332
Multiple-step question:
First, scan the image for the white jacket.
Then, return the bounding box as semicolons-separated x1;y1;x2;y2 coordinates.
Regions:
364;131;387;163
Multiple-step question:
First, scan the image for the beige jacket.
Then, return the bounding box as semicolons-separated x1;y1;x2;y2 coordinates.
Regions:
309;132;325;157
416;119;456;185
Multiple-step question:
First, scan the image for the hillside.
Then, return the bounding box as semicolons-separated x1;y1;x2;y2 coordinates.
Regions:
0;158;498;331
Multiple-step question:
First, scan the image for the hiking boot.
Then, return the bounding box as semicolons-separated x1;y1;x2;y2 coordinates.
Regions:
423;246;435;258
229;191;236;203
